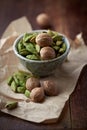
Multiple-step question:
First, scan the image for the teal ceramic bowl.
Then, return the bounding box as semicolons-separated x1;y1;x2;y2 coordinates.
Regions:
13;30;70;76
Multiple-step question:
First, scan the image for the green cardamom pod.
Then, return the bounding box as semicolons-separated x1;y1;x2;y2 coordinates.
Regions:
17;87;26;93
25;90;30;98
56;41;63;46
26;54;39;60
59;48;65;54
13;75;19;86
53;46;60;51
62;43;66;51
35;44;40;53
10;81;17;92
5;101;18;110
7;76;13;85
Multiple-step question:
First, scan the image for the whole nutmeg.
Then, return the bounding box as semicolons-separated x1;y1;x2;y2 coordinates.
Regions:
40;46;56;60
35;33;53;47
42;80;58;96
36;13;50;27
26;77;40;92
30;87;45;102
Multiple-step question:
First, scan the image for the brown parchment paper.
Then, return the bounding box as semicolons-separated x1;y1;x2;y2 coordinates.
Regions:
0;17;87;123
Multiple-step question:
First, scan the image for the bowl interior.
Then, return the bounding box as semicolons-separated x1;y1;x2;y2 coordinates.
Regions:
13;30;70;63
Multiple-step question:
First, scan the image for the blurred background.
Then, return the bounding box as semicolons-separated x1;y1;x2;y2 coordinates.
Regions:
0;0;87;42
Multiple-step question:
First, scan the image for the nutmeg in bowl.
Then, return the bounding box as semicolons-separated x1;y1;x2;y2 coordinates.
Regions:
13;30;70;76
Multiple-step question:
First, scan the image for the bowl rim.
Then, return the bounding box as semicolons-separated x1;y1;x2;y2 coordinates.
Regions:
13;30;70;63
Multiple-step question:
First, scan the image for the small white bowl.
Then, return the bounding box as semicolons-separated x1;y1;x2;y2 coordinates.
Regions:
13;30;70;76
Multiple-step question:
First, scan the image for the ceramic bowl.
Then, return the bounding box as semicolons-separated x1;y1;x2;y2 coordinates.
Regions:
13;30;70;76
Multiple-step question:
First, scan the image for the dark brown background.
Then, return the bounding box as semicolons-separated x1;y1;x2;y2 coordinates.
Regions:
0;0;87;129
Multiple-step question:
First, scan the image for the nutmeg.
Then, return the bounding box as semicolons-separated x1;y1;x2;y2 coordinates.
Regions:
26;77;40;92
35;33;53;47
40;46;56;60
36;13;50;27
30;87;45;102
42;80;58;96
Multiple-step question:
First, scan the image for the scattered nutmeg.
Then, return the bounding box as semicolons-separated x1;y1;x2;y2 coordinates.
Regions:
35;33;53;47
36;13;50;28
26;77;40;92
40;46;56;60
30;87;45;102
42;80;58;96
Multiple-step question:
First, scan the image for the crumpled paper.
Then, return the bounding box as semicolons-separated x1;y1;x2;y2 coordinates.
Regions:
0;17;87;123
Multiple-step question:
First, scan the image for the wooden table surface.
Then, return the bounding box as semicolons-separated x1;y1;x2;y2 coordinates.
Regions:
0;0;87;129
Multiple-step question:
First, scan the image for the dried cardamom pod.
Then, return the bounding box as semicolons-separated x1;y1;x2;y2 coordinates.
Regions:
17;40;24;52
53;46;60;51
10;81;17;92
5;101;18;110
13;75;19;86
56;41;63;46
59;48;65;54
30;33;38;43
52;33;63;42
26;54;39;60
35;44;40;53
25;90;30;98
23;33;33;43
17;87;26;93
26;43;37;54
19;49;30;56
62;43;66;51
47;30;54;37
7;76;13;86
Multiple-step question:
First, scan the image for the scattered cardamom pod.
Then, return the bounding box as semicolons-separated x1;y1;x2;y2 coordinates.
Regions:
10;81;17;92
5;101;18;110
25;90;30;98
13;75;19;86
7;76;13;86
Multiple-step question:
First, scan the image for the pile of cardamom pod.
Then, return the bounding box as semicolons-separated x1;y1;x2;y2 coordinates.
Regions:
6;70;58;110
17;30;66;60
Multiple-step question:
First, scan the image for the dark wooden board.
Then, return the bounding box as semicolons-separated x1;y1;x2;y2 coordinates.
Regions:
70;65;87;128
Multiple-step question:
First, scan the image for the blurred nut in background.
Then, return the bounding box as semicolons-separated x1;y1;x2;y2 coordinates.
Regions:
36;13;51;28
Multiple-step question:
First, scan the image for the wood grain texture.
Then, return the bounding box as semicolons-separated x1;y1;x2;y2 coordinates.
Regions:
70;65;87;128
0;101;71;130
0;0;87;129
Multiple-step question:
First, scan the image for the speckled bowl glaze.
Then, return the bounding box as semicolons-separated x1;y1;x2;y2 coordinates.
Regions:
13;30;70;76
